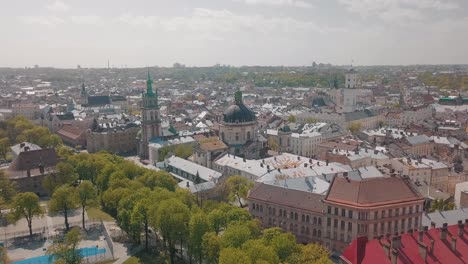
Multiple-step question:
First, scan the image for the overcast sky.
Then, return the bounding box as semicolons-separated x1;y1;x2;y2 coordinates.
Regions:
1;0;467;68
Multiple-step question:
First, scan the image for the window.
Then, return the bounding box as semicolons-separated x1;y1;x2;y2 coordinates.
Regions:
389;209;393;217
403;207;406;215
328;206;331;214
313;217;317;225
342;209;346;217
327;218;331;227
416;205;420;213
334;208;338;215
306;215;310;223
318;218;322;225
247;131;251;140
313;229;317;237
374;211;378;220
334;219;338;228
235;132;239;141
348;222;352;231
395;208;399;217
295;213;298;220
409;206;413;214
401;219;405;229
341;221;345;230
348;210;353;219
290;212;293;219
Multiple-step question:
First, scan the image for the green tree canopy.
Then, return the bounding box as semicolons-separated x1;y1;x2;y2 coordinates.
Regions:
8;192;43;238
49;185;78;231
47;227;82;264
226;176;253;207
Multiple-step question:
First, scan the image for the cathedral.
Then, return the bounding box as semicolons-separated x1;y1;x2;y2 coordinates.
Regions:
219;91;265;159
138;71;162;159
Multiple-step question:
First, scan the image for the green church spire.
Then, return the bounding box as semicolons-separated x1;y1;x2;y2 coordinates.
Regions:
146;69;154;96
234;90;243;104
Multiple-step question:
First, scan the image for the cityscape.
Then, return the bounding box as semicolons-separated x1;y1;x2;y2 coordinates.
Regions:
1;1;468;264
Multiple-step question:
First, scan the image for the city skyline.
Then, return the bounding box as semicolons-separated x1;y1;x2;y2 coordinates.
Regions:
1;0;468;68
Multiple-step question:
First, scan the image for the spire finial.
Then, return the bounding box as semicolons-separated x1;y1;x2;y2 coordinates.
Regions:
234;90;243;104
146;68;154;96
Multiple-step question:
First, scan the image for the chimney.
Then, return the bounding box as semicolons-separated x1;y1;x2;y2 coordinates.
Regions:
297;156;300;161
418;231;424;242
391;249;398;264
391;236;401;249
326;159;329;166
431;221;436;229
451;236;457;252
260;163;264;168
186;181;190;188
304;163;308;168
458;220;464;238
277;168;281;173
418;242;427;262
243;157;246;162
441;223;448;240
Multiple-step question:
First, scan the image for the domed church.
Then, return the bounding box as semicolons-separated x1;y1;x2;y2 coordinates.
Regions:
219;91;265;159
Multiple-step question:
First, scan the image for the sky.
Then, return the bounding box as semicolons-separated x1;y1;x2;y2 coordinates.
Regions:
0;0;467;68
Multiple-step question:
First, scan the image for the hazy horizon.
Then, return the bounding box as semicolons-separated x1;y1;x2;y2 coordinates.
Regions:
1;0;468;68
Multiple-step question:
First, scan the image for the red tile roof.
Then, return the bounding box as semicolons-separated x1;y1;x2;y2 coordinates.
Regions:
341;223;468;264
325;176;423;207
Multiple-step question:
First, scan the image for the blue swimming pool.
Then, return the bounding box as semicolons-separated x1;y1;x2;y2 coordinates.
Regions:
12;247;106;264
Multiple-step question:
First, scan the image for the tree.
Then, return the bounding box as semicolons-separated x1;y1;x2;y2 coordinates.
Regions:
130;198;152;249
0;245;9;264
8;192;43;238
189;212;211;263
306;117;318;124
76;181;97;230
226;176;253;208
221;222;255;249
429;199;455;213
47;227;82;264
242;239;279;264
174;144;193;159
347;122;362;134
268;137;279;152
43;162;77;195
49;185;78;231
0;171;16;206
156;198;191;264
286;243;331;264
202;232;221;264
0;137;10;159
262;230;299;262
219;247;252;264
138;171;177;192
287;115;296;123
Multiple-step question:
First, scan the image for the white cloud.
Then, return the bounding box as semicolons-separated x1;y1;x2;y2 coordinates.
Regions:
119;8;329;35
46;0;71;12
70;15;103;25
18;16;64;27
338;0;457;18
241;0;313;8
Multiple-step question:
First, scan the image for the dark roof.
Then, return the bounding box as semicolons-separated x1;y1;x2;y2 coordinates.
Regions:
111;95;127;102
56;112;75;121
344;110;374;122
248;182;324;213
223;103;256;123
87;96;111;106
9;148;58;172
325;176;423;207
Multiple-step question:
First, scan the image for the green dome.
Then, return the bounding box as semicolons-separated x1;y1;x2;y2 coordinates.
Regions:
223;91;256;124
223;103;256;123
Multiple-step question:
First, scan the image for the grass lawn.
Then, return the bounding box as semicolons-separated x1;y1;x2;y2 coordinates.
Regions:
87;207;115;222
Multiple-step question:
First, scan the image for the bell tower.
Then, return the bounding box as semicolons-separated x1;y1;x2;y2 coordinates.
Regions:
139;70;162;159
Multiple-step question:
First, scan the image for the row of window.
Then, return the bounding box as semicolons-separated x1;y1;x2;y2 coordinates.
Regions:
252;203;322;225
327;205;421;220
